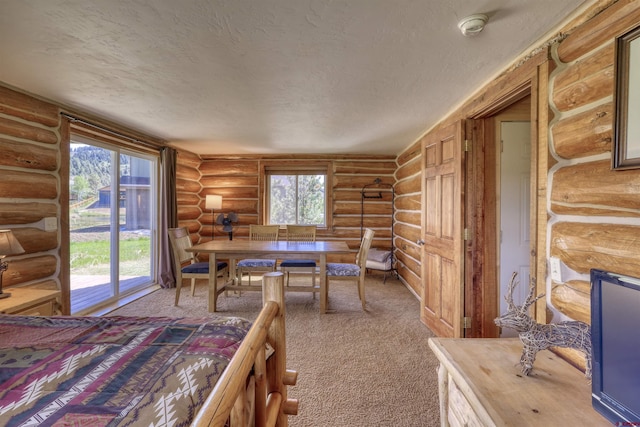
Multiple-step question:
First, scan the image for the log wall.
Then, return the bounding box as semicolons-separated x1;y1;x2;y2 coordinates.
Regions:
177;154;397;263
548;0;640;327
0;86;62;299
393;143;423;297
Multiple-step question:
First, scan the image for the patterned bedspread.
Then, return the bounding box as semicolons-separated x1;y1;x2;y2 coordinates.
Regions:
0;314;252;427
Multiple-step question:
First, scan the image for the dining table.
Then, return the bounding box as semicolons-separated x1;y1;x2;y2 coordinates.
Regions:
187;239;351;313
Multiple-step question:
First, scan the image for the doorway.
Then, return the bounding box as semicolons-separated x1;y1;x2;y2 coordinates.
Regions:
421;61;546;339
497;118;531;337
464;93;535;338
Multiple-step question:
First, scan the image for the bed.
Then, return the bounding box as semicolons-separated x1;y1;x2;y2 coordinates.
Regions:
0;272;297;427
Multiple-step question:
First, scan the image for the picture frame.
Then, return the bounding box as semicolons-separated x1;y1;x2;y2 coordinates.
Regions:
613;25;640;170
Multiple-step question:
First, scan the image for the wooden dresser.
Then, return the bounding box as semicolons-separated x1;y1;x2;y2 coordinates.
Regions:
0;287;60;315
428;338;606;426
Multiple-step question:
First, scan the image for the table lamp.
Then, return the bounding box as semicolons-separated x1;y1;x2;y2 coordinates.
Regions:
0;229;25;299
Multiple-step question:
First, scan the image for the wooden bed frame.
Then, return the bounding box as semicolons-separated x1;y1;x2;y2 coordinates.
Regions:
192;271;298;427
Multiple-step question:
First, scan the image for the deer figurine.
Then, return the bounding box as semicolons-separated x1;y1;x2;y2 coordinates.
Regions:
494;272;592;379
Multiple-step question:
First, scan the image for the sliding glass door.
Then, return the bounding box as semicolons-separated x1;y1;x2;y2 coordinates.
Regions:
69;140;157;314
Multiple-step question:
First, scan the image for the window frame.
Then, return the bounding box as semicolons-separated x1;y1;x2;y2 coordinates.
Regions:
261;161;332;230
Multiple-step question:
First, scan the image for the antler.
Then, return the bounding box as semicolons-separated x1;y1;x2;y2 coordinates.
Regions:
521;276;545;314
505;272;518;311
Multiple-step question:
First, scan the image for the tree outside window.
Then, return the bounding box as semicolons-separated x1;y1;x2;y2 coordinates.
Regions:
268;174;325;226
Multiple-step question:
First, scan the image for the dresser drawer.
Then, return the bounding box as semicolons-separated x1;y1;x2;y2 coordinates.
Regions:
13;300;55;316
0;288;60;315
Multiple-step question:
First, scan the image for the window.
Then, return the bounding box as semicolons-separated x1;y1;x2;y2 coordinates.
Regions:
69;137;158;314
265;165;329;227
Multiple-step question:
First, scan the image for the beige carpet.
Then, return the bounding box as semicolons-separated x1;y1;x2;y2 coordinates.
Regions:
109;274;441;427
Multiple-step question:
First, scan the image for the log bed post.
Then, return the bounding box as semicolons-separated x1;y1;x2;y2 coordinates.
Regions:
191;271;297;427
262;272;299;426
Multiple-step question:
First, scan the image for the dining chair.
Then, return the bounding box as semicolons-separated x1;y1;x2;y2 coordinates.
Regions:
168;227;228;306
236;224;280;285
280;225;317;296
326;228;375;310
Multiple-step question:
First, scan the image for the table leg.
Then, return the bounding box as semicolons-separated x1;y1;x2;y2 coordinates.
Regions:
208;252;217;313
319;253;327;313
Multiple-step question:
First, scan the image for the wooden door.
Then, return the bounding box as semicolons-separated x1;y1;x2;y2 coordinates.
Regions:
420;120;465;337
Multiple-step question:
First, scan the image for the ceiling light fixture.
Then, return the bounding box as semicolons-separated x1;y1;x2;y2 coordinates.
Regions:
458;13;489;37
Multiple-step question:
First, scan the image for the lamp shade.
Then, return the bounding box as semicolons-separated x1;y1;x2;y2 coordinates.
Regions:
0;230;25;256
205;195;223;210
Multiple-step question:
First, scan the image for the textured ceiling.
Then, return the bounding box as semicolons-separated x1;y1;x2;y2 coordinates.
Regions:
0;1;590;155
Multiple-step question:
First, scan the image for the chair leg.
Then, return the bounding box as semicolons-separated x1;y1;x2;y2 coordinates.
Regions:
237;269;244;296
175;279;182;306
223;271;229;298
312;270;316;299
191;278;197;296
359;278;366;310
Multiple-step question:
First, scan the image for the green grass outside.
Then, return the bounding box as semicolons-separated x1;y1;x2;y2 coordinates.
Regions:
71;237;151;275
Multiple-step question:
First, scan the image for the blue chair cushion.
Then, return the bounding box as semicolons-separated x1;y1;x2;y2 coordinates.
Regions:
280;259;317;268
326;262;360;277
182;261;228;274
237;259;276;268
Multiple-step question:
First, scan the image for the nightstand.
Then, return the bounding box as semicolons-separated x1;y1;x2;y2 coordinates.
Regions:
0;287;60;315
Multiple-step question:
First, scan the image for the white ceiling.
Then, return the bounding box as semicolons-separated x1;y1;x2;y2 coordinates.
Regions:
0;0;590;155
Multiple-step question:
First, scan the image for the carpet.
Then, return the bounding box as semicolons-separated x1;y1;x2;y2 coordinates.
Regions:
109;274;441;427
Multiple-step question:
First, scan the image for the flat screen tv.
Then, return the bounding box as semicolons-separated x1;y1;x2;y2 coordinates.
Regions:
591;269;640;423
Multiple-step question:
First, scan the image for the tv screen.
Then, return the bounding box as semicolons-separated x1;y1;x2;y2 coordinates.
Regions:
591;269;640;423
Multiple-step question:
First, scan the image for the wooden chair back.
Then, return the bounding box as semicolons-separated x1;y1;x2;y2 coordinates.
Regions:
168;226;197;267
168;226;217;306
237;225;280;286
355;228;375;271
249;224;280;241
325;228;375;310
285;225;316;242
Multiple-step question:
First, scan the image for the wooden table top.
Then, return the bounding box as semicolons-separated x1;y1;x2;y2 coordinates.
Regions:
188;240;351;255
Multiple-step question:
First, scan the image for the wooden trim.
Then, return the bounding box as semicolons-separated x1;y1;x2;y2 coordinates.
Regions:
465;117;493;338
534;60;549;325
60;120;71;315
62;111;164;150
200;153;394;161
464;119;482;337
68;118;162;155
465;62;543;337
262;159;332;173
469;81;532;120
463;49;548;119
